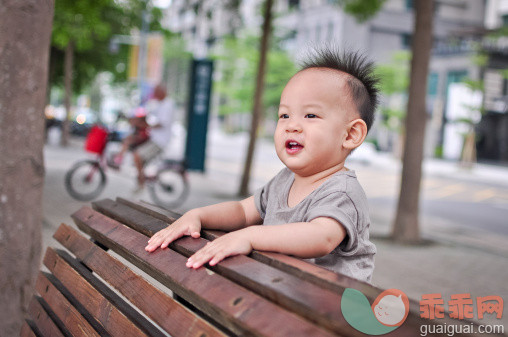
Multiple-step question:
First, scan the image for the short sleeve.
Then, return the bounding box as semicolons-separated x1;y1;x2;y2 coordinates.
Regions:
254;168;290;219
305;192;359;256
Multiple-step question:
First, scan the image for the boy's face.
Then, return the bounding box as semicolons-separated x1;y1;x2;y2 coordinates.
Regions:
275;68;358;177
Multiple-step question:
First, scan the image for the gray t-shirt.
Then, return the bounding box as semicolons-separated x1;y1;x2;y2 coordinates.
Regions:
254;168;376;282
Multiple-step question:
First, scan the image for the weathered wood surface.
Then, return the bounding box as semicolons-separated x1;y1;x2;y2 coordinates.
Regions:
91;200;356;335
19;321;38;337
43;247;157;337
35;272;102;337
72;206;338;337
115;198;381;297
27;296;66;337
97;198;425;336
53;223;226;337
25;197;481;337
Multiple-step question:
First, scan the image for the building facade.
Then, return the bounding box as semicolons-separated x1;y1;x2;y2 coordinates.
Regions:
163;0;490;159
476;0;508;163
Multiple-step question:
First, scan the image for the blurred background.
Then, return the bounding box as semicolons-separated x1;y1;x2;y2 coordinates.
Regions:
2;0;508;333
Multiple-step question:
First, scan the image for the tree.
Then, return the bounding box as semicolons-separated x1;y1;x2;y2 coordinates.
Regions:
330;0;436;243
375;51;410;156
213;34;296;130
392;0;435;243
51;0;165;146
239;0;274;196
0;0;54;334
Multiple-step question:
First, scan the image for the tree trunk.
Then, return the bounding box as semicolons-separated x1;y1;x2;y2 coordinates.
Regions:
392;0;434;243
60;41;74;146
238;0;273;196
460;131;476;168
0;0;54;334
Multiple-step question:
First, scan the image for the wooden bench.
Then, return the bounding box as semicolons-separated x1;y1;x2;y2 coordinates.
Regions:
21;197;480;336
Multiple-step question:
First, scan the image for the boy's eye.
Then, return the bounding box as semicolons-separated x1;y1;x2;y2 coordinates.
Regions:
305;114;317;118
279;113;289;119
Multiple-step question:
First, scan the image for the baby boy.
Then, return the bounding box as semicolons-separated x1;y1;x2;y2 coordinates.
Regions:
145;47;379;282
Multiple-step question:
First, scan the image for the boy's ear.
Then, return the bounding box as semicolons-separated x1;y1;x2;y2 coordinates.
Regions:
343;119;368;150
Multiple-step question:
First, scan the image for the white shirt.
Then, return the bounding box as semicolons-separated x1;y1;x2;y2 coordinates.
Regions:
146;97;175;149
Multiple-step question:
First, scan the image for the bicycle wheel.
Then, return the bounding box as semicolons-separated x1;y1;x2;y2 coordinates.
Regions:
65;160;107;201
148;168;189;208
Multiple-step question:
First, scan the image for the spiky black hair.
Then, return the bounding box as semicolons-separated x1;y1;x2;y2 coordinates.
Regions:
300;46;380;131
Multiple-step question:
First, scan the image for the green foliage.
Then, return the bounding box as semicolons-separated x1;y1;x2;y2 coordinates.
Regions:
331;0;386;22
471;52;488;67
374;51;410;134
380;107;405;132
50;0;169;93
463;78;484;92
212;34;296;118
374;51;410;95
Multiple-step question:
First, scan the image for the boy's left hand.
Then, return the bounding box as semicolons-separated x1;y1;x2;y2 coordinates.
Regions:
186;229;252;269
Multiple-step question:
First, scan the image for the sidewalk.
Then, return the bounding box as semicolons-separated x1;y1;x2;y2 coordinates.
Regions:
42;131;508;328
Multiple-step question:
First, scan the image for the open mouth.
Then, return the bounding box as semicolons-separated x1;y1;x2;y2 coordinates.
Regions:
285;140;303;154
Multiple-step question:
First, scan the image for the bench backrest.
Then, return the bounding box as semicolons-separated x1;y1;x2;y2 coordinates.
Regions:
22;198;480;336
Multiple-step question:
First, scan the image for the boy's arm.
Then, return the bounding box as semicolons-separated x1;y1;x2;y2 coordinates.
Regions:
248;217;346;258
199;196;263;231
186;215;346;268
145;196;262;252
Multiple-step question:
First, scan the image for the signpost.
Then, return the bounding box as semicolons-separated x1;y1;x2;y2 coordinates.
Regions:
185;59;214;172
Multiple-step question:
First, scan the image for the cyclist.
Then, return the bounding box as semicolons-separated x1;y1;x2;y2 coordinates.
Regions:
110;106;150;170
132;84;176;192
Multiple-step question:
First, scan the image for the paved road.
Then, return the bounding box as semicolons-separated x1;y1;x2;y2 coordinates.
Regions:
43;127;508;239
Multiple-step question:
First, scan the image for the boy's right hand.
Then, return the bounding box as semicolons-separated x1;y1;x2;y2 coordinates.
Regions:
144;210;202;252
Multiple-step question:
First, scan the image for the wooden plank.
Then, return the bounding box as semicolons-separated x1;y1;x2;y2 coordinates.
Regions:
117;197;179;221
43;247;161;337
72;206;338;337
20;321;39;337
27;296;66;337
53;223;226;337
115;198;376;296
112;198;436;336
93;198;168;237
35;272;103;337
109;204;471;337
92;200;358;335
114;198;426;323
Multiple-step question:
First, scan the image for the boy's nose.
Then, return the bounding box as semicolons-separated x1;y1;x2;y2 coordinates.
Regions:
286;121;302;133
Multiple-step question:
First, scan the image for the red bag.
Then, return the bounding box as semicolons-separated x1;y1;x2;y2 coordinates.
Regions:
85;125;108;154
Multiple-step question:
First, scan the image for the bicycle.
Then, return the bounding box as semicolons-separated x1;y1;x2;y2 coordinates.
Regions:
64;125;190;208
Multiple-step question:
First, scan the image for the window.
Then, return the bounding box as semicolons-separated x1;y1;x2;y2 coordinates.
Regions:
401;33;412;49
289;0;300;10
406;0;413;10
427;73;439;97
446;70;468;96
503;14;508;26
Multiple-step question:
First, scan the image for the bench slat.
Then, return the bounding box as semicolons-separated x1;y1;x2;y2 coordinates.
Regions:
53;223;226;337
115;198;380;297
43;247;160;337
110;199;428;337
92;200;358;336
27;296;66;337
117;197;179;221
72;206;339;337
35;272;102;337
20;321;39;337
